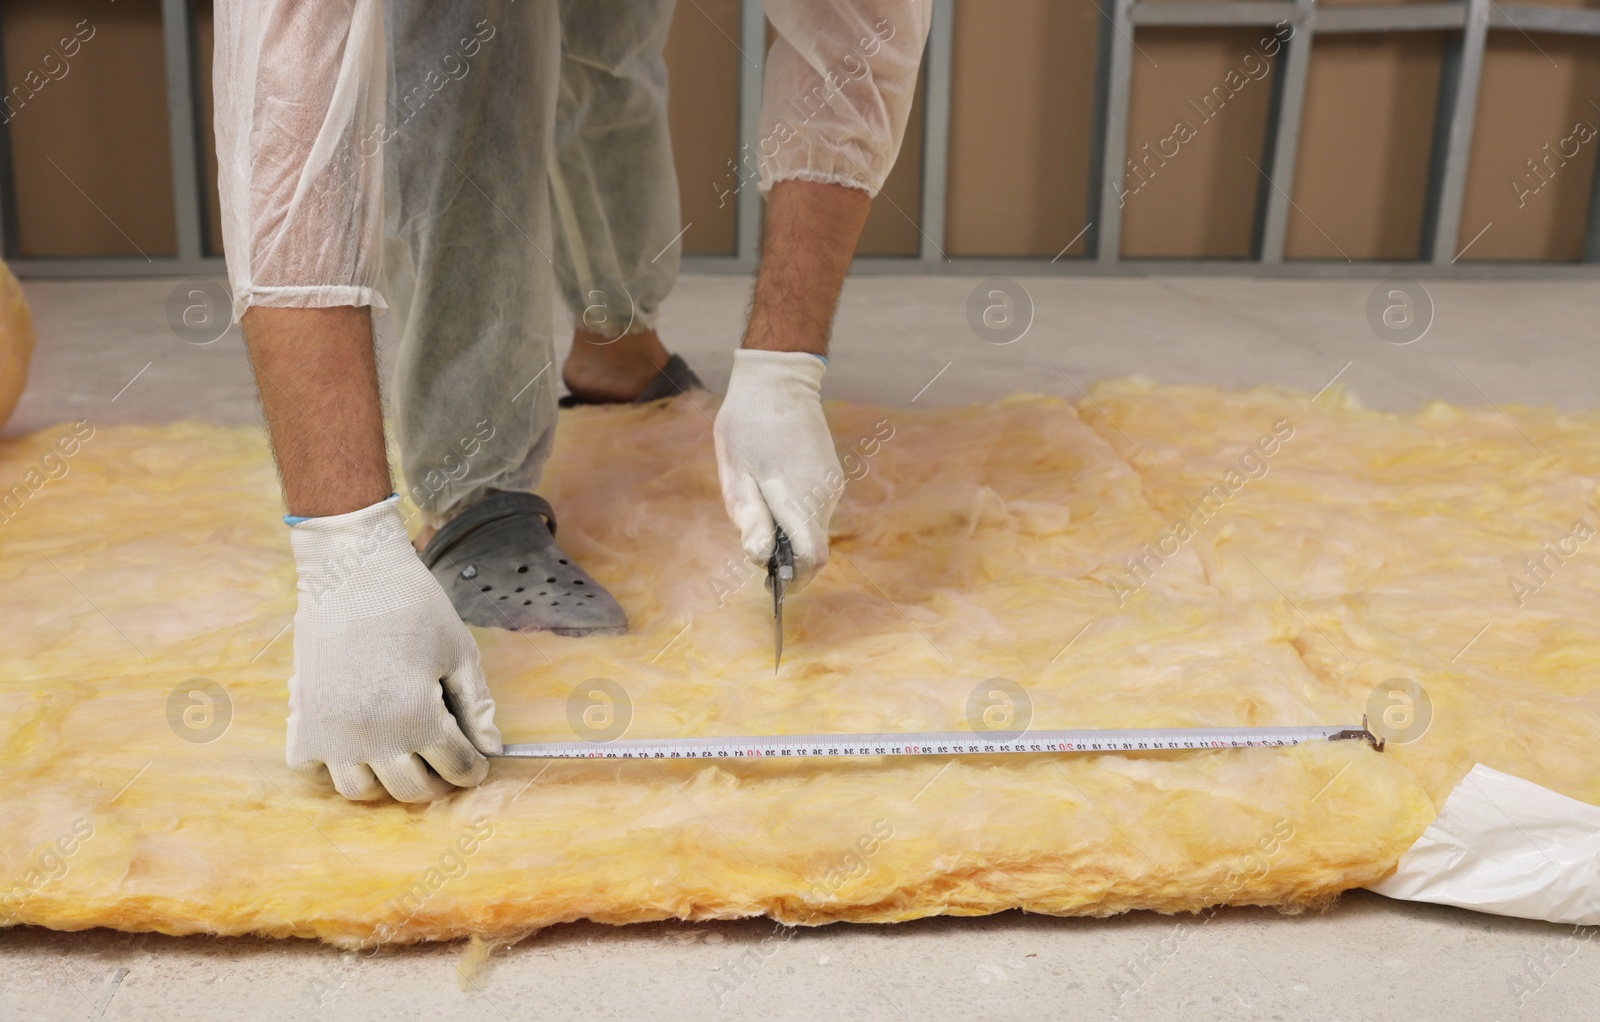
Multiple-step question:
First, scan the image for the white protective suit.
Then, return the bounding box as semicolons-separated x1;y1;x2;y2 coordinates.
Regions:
214;0;932;520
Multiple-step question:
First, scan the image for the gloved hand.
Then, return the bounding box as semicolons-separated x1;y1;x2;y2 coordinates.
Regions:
714;349;842;590
286;495;502;802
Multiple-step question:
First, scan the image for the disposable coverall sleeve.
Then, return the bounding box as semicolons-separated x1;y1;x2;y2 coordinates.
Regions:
757;0;933;197
214;0;390;322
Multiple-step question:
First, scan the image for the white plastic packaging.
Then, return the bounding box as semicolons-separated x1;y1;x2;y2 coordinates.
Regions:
1368;764;1600;926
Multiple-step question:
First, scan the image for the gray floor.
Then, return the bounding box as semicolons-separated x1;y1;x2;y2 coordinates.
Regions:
4;274;1599;1021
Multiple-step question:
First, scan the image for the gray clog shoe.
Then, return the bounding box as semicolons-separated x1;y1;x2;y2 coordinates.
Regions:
421;491;627;636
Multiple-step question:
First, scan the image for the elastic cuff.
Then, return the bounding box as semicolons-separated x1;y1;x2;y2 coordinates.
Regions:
285;493;398;527
231;285;389;324
759;166;878;199
734;349;828;370
730;349;828;395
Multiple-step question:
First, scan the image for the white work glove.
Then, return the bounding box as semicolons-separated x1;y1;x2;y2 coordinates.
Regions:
285;495;502;803
714;349;842;590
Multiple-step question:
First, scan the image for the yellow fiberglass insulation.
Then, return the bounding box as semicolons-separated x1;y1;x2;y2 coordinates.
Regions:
1;380;1596;946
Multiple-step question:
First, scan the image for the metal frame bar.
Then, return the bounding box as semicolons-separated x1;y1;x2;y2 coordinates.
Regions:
9;0;1600;279
1094;0;1136;263
1318;4;1467;33
1424;0;1490;264
1254;0;1314;263
1132;2;1293;27
1137;0;1471;31
679;255;1600;279
734;0;765;268
1083;0;1112;261
160;0;205;262
6;256;226;278
918;0;955;262
15;252;1600;281
1586;141;1600;263
1490;4;1600;36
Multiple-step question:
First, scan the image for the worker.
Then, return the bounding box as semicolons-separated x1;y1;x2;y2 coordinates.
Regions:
213;0;932;802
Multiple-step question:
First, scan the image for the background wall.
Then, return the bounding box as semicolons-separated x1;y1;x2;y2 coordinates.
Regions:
945;0;1100;258
1459;32;1600;260
1286;33;1442;261
3;0;1597;264
3;0;175;258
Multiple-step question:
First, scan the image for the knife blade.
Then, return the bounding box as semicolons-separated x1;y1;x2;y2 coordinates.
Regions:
766;527;794;673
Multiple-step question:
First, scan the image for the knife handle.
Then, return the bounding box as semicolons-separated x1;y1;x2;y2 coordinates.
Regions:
772;527;794;581
767;527;795;588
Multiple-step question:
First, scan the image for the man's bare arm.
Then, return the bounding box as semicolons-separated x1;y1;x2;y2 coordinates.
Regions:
713;179;872;588
241;306;392;518
242;305;500;803
741;180;872;357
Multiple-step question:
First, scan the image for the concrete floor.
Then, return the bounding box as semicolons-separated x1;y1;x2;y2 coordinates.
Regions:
4;274;1599;1021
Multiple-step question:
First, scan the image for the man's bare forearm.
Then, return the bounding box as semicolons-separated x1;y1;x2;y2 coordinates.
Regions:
742;180;872;357
242;306;392;518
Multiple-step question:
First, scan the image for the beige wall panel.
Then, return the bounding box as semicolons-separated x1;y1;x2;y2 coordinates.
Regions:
1286;33;1442;260
945;0;1098;257
3;0;176;258
665;0;742;256
1121;27;1281;258
1459;32;1600;262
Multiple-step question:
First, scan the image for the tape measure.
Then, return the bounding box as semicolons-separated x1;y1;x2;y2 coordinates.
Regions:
495;721;1383;760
